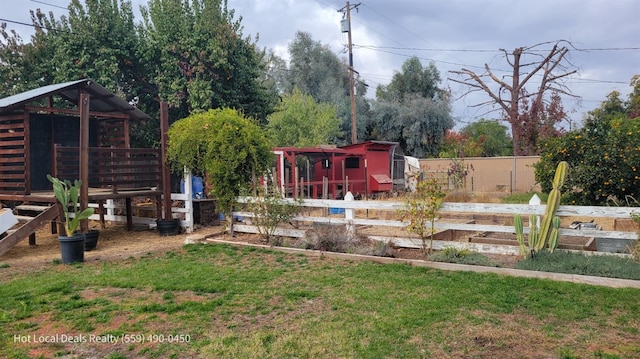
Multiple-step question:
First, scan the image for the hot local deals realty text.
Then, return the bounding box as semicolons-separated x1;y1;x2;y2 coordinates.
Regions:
14;334;119;344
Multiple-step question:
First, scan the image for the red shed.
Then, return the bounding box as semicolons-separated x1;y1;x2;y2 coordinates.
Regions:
273;141;402;199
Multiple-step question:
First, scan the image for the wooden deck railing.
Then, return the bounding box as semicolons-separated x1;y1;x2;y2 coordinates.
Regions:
53;145;162;191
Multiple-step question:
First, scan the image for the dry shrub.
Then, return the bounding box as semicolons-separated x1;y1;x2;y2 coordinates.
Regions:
298;223;396;257
299;223;350;252
445;190;472;202
471;192;505;203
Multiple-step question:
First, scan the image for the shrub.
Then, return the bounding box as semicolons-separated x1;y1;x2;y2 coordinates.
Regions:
515;250;640;280
246;185;301;246
399;177;445;255
299;223;350;252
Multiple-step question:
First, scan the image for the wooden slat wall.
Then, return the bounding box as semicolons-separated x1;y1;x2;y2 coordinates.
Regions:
0;114;27;194
54;145;162;190
98;119;127;148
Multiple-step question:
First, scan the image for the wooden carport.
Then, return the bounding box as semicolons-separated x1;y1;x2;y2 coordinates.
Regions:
0;79;167;256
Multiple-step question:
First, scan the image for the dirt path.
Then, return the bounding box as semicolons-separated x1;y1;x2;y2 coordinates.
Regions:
0;223;226;276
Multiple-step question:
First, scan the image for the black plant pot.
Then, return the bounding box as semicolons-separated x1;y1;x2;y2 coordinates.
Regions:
58;233;85;264
84;229;100;251
157;218;181;236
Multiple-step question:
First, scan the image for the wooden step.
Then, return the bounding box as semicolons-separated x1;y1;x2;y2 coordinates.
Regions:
14;215;36;222
15;204;51;212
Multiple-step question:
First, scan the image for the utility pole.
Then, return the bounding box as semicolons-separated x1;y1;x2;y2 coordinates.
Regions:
339;1;360;144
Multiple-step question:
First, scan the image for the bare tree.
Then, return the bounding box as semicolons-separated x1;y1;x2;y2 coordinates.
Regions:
449;41;578;155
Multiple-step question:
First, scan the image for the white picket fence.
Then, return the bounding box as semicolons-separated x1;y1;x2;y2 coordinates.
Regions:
232;196;639;255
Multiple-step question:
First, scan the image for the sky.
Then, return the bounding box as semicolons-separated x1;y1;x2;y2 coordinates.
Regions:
2;0;639;129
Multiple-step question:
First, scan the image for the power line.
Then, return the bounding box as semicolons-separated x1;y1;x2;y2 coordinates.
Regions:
0;18;35;28
360;3;432;47
30;0;68;10
0;17;71;34
356;44;640;53
356;45;490;71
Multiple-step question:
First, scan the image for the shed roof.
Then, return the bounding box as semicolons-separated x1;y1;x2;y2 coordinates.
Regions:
0;79;150;120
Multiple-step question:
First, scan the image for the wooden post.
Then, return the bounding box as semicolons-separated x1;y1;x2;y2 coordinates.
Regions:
294;167;299;199
79;91;90;233
160;102;172;220
364;158;368;199
344;191;355;241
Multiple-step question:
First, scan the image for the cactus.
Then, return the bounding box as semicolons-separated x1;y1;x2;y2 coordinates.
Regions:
514;214;526;256
537;161;568;251
513;213;539;257
528;213;539;251
548;216;561;252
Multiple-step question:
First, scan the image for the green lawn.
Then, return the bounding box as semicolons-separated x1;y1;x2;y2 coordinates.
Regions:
1;243;639;358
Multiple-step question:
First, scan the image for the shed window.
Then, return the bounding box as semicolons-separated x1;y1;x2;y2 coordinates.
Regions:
345;157;360;168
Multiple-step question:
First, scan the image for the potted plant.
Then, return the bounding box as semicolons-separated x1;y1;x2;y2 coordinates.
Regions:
84;228;100;251
47;175;95;263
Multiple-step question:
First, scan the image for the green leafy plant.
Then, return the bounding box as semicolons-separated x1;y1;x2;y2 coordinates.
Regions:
399;177;446;255
534;83;640;206
166;108;273;236
47;174;95;237
440;246;471;258
246;185;301;246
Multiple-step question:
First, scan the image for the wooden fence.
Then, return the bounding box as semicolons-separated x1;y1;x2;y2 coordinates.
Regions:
232;197;639;256
53;145;162;190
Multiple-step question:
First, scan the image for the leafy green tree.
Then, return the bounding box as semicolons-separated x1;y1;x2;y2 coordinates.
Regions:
461;119;513;157
166;108;273;230
266;88;342;147
438;130;482;158
285;31;371;144
139;0;278;122
535;80;640;205
263;50;291;95
1;0;142;99
377;57;442;102
371;57;453;157
628;75;640;118
1;0;279;147
287;31;347;102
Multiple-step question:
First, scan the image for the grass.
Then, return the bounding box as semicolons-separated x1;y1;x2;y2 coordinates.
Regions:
1;243;639;358
502;191;549;204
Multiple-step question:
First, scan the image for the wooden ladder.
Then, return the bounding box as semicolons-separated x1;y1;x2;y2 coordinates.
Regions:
0;204;59;257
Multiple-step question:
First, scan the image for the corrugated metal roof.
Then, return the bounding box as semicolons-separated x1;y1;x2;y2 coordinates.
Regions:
0;79;151;120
